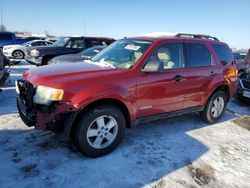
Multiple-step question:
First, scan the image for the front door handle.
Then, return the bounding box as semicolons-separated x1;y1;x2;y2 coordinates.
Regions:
210;71;217;76
173;75;185;82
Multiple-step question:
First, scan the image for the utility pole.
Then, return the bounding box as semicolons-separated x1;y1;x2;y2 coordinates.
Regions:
83;19;86;36
1;8;3;26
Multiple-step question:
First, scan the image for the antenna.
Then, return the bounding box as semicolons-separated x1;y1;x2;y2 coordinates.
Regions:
83;19;86;36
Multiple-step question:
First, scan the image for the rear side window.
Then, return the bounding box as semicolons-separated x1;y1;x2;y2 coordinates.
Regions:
212;44;233;65
185;43;211;67
86;39;103;47
66;39;85;48
0;34;12;40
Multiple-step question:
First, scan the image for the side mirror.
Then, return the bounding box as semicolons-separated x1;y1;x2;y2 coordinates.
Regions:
141;60;163;72
220;60;228;66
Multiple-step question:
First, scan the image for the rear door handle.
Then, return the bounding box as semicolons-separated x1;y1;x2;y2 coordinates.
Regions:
173;75;185;82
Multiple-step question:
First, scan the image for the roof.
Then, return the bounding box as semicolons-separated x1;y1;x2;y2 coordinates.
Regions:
128;32;222;43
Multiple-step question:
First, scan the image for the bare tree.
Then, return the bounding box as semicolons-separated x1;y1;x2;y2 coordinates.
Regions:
0;24;6;32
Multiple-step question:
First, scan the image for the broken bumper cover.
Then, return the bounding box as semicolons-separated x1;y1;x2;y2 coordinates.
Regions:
17;94;78;132
16;80;78;132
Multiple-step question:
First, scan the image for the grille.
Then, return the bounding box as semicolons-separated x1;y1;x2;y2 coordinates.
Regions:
241;79;250;90
17;80;36;109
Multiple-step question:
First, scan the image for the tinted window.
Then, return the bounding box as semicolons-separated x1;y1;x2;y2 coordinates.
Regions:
86;39;103;47
212;44;233;65
31;41;41;46
143;43;183;71
185;43;211;67
0;34;12;40
66;39;85;48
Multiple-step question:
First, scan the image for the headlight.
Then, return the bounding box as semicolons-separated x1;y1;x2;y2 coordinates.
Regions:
4;47;12;50
30;49;39;57
33;85;64;105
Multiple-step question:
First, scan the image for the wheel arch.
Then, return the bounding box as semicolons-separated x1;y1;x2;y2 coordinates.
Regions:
207;84;230;104
12;49;25;57
65;98;131;139
42;55;55;65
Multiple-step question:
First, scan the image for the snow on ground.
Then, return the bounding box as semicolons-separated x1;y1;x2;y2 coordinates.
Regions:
0;61;249;188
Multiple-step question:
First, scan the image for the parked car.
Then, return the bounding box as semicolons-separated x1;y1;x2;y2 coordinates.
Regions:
0;49;10;93
25;36;115;66
48;46;105;65
3;40;53;60
0;32;44;47
233;50;249;73
236;50;250;100
16;33;238;157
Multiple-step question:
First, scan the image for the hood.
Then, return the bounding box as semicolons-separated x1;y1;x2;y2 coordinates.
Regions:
3;44;22;49
50;54;83;63
24;61;119;87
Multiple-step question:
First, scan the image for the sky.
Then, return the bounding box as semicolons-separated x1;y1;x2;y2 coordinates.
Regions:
0;0;249;48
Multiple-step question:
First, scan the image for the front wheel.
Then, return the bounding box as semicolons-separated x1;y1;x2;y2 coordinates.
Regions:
200;91;227;123
74;105;126;157
12;50;24;59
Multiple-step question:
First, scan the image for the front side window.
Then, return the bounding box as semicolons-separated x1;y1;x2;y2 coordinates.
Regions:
185;43;211;68
53;37;69;47
212;44;233;65
31;41;41;46
143;42;184;71
92;39;152;69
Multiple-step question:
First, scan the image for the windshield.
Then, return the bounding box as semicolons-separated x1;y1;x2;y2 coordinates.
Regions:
79;46;103;57
92;39;152;69
53;37;69;47
22;41;32;46
234;52;247;62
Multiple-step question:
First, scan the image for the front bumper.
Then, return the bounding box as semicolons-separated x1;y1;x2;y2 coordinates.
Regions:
236;78;250;100
25;55;42;66
3;50;12;58
16;80;78;132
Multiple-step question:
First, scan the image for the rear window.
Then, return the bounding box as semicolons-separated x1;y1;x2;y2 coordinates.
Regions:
185;43;211;67
212;44;233;65
0;34;12;40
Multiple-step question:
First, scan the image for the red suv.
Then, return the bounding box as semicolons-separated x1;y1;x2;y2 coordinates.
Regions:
16;33;237;157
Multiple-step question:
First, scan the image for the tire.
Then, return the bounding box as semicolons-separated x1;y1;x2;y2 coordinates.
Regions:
74;105;126;157
200;91;227;124
12;50;24;59
42;56;52;65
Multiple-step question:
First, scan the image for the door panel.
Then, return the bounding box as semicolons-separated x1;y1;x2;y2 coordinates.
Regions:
181;42;218;108
136;69;187;118
181;67;219;108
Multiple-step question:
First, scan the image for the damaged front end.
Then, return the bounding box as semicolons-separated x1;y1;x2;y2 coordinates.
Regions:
16;80;78;133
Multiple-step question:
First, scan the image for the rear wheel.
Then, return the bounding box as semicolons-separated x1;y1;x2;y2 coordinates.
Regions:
74;105;126;157
12;50;24;59
200;91;227;123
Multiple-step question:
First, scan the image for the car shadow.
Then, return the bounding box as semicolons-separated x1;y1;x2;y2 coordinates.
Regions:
0;109;238;188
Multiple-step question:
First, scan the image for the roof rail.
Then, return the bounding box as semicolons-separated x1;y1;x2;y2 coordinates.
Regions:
175;33;219;41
